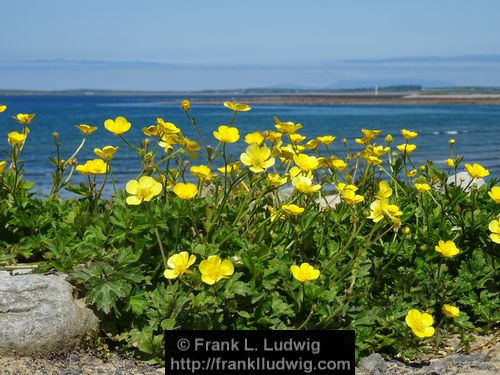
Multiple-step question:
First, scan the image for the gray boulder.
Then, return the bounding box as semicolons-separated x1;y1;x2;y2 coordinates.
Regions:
0;271;98;355
447;171;485;191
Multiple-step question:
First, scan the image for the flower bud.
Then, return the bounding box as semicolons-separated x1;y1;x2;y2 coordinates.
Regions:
69;158;77;166
342;138;347;145
52;132;59;140
449;138;456;145
403;226;412;235
144;152;154;164
183;160;190;168
385;134;393;143
181;99;191;111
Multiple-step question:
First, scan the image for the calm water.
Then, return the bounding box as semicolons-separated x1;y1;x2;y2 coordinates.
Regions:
0;95;499;196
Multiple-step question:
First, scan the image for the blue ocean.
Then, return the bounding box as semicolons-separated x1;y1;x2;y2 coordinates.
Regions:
0;95;499;196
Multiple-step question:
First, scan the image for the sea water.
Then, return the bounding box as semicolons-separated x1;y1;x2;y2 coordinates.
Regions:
0;95;498;197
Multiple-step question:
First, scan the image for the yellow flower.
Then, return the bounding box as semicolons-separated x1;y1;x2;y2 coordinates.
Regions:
76;124;97;135
325;158;348;171
14;113;35;125
405;169;417;177
265;131;283;143
156;118;181;134
94;146;118;160
289;133;306;143
293;154;319;172
126;176;162;205
158;133;180;152
464;163;489;179
367;199;403;223
8;131;26;147
164;252;196;279
199;255;234;285
142;125;162;137
0;105;7;113
385;134;393;143
488;186;500;204
405;309;435;338
401;129;418;140
290;263;320;283
415;183;431;192
281;204;305;216
267;173;287;187
446;158;456;168
213;125;240;143
368;145;390;157
316;135;335;145
397;143;417;155
223;101;251;112
365;155;382;166
341;189;364;205
179;135;201;159
0;161;7;173
361;128;382;140
292;176;321;194
181;100;191;111
190;165;212;181
289;166;312;179
240;145;275;173
217;162;240;175
104;116;131;135
435;240;460;258
376;181;393;199
278;145;299;162
173;183;198;200
449;138;456;145
442;304;460;318
489;219;500;244
274;116;302;134
243;132;264;145
76;159;108;175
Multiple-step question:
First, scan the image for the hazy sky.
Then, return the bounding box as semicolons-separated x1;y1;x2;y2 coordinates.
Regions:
1;0;500;89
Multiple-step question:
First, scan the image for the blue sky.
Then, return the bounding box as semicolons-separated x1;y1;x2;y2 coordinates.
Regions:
1;0;500;90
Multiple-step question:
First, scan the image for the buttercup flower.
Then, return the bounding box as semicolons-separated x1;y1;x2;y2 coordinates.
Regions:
223;101;251;112
376;181;393;199
292;176;321;194
14;113;35;125
365;156;382;166
367;199;403;223
240;145;275;173
8;131;26;147
199;255;234;285
245;131;265;145
181;100;191;111
142;125;162;137
157;118;180;134
214;125;240;143
489;219;500;244
94;146;118;160
0;105;7;113
435;240;460;258
415;183;431;192
173;182;198;200
293;154;319;172
76;124;97;135
289;133;306;143
405;309;435;338
126;176;162;205
405;169;417;177
465;163;489;179
397;144;417;155
401;129;418;140
218;162;241;175
0;161;7;173
281;204;305;216
488;186;500;204
76;159;108;175
104;116;131;135
442;304;460;318
164;252;197;279
274;117;302;134
385;134;393;143
449;138;456;145
341;189;365;205
290;263;320;283
267;173;287;187
337;183;358;193
446;158;456;168
368;145;390;157
325;158;347;171
316;135;335;145
190;165;212;181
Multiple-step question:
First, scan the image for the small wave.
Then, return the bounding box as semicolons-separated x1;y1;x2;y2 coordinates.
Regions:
445;130;458;135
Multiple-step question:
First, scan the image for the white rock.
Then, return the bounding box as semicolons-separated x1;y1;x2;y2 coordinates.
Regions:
0;271;98;355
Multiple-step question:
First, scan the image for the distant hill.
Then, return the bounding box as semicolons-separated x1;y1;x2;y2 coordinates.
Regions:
327;79;456;89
